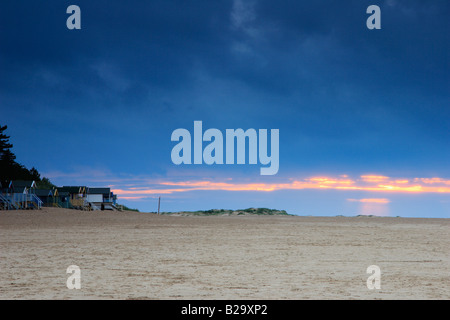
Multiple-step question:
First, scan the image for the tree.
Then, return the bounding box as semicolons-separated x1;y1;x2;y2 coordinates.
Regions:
36;177;56;189
0;125;17;182
29;167;41;181
0;149;16;166
0;124;55;187
0;125;13;158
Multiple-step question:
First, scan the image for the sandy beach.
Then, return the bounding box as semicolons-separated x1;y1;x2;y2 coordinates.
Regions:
0;207;448;300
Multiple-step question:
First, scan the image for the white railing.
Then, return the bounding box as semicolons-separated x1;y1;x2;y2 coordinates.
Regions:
29;194;43;209
0;194;19;210
8;193;43;209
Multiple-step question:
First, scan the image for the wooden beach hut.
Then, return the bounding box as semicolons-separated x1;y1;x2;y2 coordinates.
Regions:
0;181;19;210
86;187;118;210
50;188;71;208
35;189;54;207
57;186;87;209
9;180;42;209
10;180;37;194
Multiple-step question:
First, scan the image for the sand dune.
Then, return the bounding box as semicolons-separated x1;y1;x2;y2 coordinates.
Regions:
0;207;448;299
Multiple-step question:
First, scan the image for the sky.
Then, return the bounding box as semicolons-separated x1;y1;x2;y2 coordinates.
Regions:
1;0;449;217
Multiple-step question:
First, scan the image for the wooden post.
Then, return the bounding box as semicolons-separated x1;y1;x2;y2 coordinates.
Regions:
158;196;161;215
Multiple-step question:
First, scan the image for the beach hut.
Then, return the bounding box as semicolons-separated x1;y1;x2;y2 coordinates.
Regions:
86;187;118;210
88;188;113;202
57;186;87;209
10;180;31;208
86;187;107;203
35;189;53;207
2;181;15;209
0;181;18;210
51;188;71;208
57;191;71;208
9;180;42;209
10;180;37;194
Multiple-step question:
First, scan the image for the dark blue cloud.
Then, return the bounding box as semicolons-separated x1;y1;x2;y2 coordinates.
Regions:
0;0;449;180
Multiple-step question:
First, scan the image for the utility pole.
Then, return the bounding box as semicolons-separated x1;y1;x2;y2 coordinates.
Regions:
158;196;161;215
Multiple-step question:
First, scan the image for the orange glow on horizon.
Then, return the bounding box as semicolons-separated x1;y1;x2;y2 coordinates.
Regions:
111;174;450;200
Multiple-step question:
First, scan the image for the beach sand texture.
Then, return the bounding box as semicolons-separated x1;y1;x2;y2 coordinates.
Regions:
0;208;448;299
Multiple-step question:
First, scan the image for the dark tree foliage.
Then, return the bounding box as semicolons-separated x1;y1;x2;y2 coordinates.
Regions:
0;124;13;153
0;125;55;188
